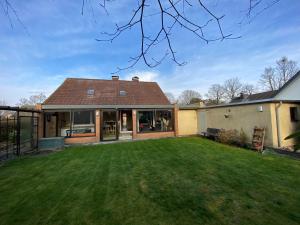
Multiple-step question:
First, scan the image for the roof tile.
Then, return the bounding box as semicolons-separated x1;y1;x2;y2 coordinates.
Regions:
43;78;170;105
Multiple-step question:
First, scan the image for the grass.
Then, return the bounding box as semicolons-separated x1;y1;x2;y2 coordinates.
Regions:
0;137;299;225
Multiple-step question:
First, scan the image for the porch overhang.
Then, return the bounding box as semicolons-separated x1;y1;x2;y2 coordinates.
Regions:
41;104;174;111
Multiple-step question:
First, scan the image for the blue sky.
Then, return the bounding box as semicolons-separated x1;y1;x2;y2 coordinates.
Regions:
0;0;300;105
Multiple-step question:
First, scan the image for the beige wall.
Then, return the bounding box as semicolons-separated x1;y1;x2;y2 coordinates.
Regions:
177;109;198;136
199;103;276;147
271;103;300;147
198;102;300;148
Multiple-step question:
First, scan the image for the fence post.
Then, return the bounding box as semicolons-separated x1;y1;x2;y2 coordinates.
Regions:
6;117;9;158
0;116;1;143
36;113;39;150
13;116;16;152
16;110;20;156
31;112;34;149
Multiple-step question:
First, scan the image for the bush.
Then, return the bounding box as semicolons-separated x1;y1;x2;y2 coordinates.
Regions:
218;129;239;145
285;130;300;151
239;129;249;147
218;129;249;148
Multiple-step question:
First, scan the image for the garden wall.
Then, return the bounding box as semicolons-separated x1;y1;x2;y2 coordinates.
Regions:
177;109;198;136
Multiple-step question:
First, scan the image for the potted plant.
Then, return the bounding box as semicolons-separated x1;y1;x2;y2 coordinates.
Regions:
285;130;300;151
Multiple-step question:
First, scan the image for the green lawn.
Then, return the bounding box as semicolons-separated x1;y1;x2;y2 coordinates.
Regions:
0;137;299;225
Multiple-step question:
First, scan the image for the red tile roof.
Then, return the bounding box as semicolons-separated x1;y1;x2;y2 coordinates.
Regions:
43;78;170;105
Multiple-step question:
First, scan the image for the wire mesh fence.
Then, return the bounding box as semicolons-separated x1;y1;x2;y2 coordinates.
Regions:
0;107;40;160
0;116;17;159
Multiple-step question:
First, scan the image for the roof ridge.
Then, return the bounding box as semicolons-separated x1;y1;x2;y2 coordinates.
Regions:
249;90;278;96
66;77;157;83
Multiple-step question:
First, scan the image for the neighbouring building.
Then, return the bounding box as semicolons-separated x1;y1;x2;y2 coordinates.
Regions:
178;71;300;149
40;76;177;144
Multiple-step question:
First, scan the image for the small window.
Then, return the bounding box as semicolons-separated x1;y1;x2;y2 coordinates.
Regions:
87;89;94;96
290;107;299;122
119;90;127;96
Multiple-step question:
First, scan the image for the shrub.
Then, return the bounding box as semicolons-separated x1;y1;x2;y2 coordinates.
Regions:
285;130;300;151
239;129;249;147
218;129;239;145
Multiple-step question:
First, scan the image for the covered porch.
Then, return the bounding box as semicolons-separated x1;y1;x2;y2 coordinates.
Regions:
43;109;134;143
43;109;100;144
42;107;177;144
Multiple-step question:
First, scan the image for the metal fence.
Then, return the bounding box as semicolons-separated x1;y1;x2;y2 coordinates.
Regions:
0;107;40;160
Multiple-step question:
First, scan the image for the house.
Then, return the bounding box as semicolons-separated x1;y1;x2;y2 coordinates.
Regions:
40;76;178;144
39;71;300;149
178;71;300;148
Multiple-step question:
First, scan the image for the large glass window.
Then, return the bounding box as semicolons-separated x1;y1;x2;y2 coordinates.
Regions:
155;110;173;132
138;111;155;132
74;111;95;124
137;110;173;133
68;110;95;137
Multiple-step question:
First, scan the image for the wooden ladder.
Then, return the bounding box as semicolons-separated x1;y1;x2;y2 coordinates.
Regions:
252;127;265;151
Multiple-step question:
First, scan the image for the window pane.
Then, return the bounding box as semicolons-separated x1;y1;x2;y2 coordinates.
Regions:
138;111;154;132
74;111;94;124
290;107;299;122
155;110;173;132
70;111;95;135
137;110;173;133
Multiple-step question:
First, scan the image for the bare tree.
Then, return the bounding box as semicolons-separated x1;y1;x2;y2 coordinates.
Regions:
205;84;225;104
94;0;280;71
17;93;47;108
178;90;201;105
259;67;278;91
164;92;177;104
190;97;202;104
276;56;298;87
223;78;243;101
242;83;256;95
260;57;298;91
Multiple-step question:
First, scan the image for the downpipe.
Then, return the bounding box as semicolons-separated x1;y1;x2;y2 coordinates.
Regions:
275;101;283;148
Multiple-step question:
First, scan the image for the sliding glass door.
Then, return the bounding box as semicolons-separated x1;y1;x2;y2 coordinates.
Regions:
101;110;118;141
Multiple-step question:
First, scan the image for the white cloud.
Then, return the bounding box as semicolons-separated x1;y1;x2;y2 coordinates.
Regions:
156;40;300;98
123;71;159;82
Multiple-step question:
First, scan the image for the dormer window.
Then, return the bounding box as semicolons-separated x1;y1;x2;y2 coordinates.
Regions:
87;88;94;96
119;90;127;96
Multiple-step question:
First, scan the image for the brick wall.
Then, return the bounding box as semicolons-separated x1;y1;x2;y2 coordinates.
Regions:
132;107;177;140
135;131;175;139
95;109;100;141
64;136;98;144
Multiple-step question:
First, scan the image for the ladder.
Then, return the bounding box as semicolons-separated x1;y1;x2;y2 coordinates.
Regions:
252;127;265;151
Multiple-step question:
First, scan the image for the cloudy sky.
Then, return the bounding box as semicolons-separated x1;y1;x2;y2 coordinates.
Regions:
0;0;300;105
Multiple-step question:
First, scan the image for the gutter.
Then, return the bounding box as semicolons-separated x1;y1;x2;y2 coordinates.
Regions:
275;101;283;148
200;99;300;109
189;99;300;110
42;104;174;110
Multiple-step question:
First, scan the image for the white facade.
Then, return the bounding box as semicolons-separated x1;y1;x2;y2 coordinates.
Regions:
274;73;300;101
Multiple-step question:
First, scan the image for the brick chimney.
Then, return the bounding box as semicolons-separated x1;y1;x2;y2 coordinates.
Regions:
112;75;119;81
132;76;139;82
239;92;249;100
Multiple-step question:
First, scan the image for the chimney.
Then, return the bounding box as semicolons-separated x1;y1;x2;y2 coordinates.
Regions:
132;76;139;82
112;75;119;81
